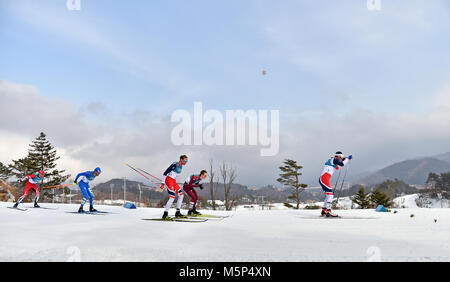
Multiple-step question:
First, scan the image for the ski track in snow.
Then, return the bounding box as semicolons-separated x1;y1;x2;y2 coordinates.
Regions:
0;202;449;262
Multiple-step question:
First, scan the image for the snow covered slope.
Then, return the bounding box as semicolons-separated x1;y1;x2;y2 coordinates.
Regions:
394;194;420;208
0;202;449;262
394;194;449;208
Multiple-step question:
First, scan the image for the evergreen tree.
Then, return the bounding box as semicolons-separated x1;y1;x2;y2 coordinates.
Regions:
0;162;12;181
28;132;70;186
9;132;70;201
374;179;418;199
9;156;36;184
369;188;392;208
425;172;450;199
277;159;308;209
351;187;371;209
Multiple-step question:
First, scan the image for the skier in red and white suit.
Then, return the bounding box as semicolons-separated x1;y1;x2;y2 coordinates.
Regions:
13;170;45;208
319;152;352;217
161;155;188;219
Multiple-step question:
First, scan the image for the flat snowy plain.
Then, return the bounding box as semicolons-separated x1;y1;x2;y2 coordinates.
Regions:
1;201;449;262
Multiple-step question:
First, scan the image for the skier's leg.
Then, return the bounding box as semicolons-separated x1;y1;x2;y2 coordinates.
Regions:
79;182;90;207
176;189;184;210
164;197;175;212
164;184;176;212
164;177;182;218
320;178;338;216
86;187;97;212
319;176;333;215
191;189;198;209
17;191;29;204
33;186;40;207
324;193;334;209
17;183;32;205
184;187;196;212
87;187;94;206
174;185;185;217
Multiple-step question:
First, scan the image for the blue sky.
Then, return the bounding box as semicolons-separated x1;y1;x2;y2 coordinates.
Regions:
1;0;450;186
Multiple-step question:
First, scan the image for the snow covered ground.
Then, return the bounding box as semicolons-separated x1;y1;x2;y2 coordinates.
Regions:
1;201;449;262
394;193;449;208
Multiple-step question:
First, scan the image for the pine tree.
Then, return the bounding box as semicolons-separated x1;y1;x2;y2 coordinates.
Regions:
351;186;371;209
369;188;392;208
9;132;70;201
28;132;70;186
0;162;12;181
277;159;308;209
9;157;37;184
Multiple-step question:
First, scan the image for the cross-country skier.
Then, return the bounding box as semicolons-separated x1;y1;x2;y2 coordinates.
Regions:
74;167;101;213
161;155;188;219
183;170;208;216
13;170;45;208
319;152;352;217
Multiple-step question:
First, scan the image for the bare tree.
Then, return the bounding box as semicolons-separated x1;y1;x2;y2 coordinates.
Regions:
208;159;217;210
220;161;237;211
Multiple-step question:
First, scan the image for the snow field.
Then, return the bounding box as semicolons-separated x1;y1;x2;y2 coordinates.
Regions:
0;202;449;262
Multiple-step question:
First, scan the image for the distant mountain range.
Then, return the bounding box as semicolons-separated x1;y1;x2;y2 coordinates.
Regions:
92;178;317;204
355;154;450;186
433;151;450;163
90;151;450;204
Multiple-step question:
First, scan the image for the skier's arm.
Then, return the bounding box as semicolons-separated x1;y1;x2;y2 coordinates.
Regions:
184;175;200;189
333;156;352;167
163;164;177;176
23;174;35;181
74;172;89;183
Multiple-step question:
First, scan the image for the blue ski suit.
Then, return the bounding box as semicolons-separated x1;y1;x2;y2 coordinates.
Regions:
75;171;98;206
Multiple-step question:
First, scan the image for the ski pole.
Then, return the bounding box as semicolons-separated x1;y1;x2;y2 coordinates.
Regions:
135;165;183;185
42;183;74;189
335;160;351;204
134;166;162;181
125;163;165;189
334;169;342;190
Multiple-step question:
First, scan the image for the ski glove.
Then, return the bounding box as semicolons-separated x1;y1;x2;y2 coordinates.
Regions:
199;184;204;190
348;155;353;160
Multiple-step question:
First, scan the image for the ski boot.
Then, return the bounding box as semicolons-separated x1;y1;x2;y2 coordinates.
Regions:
13;202;19;209
187;209;194;216
162;211;170;220
321;208;327;216
34;202;40;208
192;208;201;215
78;205;84;213
89;205;98;212
326;209;339;218
175;210;185;218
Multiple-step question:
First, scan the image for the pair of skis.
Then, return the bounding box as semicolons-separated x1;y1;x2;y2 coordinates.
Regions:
66;210;113;216
143;217;208;223
7;206;58;212
142;214;230;223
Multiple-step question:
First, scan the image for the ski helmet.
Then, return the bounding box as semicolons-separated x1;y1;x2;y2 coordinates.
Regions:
39;170;45;175
94;167;102;174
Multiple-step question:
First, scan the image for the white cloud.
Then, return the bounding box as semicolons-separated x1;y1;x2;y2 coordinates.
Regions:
0;80;99;147
2;79;450;186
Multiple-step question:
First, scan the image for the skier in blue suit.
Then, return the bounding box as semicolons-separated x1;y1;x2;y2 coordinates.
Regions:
74;167;101;213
